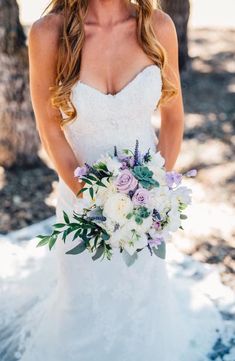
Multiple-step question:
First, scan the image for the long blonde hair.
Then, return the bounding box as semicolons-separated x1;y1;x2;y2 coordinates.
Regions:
43;0;177;127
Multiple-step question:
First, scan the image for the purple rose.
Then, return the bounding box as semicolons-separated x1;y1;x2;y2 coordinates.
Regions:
148;237;164;248
74;165;88;178
115;169;138;194
166;171;182;189
132;188;150;206
185;169;197;177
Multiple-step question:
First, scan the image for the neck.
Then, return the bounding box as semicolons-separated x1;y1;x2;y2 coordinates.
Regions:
86;0;134;26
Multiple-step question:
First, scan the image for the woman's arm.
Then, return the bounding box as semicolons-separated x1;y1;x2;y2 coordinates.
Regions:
153;10;184;171
28;14;83;196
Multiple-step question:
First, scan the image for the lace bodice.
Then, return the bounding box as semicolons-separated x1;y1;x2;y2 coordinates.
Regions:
62;64;162;165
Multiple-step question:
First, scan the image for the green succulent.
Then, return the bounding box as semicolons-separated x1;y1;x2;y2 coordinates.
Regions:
133;166;159;189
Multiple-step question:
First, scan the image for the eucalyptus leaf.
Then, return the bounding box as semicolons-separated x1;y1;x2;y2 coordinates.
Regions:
122;249;138;267
152;242;166;259
180;214;188;220
92;245;104;261
66;242;87;255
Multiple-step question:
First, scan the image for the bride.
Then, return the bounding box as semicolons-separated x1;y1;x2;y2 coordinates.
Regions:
9;0;224;360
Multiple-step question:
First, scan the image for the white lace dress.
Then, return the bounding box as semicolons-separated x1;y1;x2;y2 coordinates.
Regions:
0;65;227;361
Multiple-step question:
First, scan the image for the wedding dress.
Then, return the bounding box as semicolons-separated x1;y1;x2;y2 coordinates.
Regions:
0;64;228;361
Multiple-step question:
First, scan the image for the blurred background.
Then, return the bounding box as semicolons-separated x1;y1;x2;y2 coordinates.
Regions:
0;0;234;293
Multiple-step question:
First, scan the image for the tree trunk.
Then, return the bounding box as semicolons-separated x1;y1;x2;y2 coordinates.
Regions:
160;0;190;71
0;0;40;168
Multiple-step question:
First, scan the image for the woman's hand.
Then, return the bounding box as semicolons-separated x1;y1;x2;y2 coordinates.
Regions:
152;10;184;171
28;15;83;196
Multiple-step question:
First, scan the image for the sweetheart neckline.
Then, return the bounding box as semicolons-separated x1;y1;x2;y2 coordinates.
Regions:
73;64;161;98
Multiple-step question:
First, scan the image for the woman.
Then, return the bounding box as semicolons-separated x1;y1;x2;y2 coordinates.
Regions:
15;0;223;360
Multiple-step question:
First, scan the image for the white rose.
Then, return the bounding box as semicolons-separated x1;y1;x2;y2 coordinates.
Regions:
103;193;133;226
95;178;117;207
108;225;132;249
149;187;171;216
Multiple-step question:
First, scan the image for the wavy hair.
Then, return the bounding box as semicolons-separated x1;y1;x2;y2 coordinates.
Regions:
43;0;177;127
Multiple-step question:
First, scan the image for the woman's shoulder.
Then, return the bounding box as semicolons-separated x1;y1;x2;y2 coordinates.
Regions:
151;9;178;49
28;13;64;51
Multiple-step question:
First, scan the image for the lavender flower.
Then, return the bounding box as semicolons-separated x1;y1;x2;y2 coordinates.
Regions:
115;169;138;194
132;188;150;206
74;165;88;178
143;148;151;163
134;139;140;166
148;237;164;248
165;171;182;189
185;169;197;177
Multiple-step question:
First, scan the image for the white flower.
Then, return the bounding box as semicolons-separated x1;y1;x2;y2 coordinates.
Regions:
103;193;133;226
171;186;192;207
98;153;120;176
123;233;148;255
165;209;181;232
108;225;132;249
149;187;171;216
95;178;117;207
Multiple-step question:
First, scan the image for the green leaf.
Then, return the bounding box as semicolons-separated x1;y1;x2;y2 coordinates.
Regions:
126;212;133;220
101;232;110;241
81;177;93;185
92;245;104;261
180;214;188;220
76;187;88;197
72;229;82;241
66;242;87;255
86;174;98;182
62;227;76;242
96;180;107;188
89;187;94;200
63;211;70;224
53;223;66;229
49;235;58;250
122;249;138;267
152;242;166;259
36;236;50;247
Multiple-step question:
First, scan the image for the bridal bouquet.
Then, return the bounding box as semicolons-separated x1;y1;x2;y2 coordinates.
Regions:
37;140;196;266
